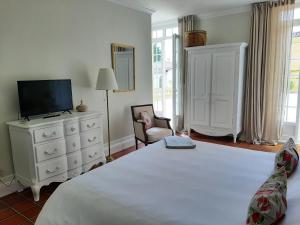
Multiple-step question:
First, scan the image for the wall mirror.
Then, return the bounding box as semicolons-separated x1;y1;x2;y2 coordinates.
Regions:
111;43;135;92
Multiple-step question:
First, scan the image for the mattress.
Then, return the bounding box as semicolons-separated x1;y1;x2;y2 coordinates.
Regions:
35;140;300;225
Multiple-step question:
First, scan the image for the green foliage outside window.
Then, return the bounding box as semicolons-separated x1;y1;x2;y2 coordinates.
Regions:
289;77;299;93
153;44;162;63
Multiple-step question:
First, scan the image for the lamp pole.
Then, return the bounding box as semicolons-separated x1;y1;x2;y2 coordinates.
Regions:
106;90;113;162
96;68;118;162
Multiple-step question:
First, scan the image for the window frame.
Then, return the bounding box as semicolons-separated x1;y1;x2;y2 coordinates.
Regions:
284;15;300;125
151;22;178;117
281;5;300;141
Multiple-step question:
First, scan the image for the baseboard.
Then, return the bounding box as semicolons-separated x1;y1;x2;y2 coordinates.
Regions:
103;135;135;156
0;175;20;198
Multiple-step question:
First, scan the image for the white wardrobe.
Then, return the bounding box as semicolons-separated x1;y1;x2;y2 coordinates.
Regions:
186;43;247;143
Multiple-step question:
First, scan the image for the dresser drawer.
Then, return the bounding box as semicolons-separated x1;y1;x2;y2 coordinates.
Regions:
68;167;82;179
82;157;105;173
35;139;66;163
82;144;103;165
37;157;68;181
67;151;82;170
34;125;63;144
64;122;79;136
80;128;102;148
80;117;101;132
65;135;81;154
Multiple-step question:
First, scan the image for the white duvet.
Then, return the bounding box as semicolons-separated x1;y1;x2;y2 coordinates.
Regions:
35;140;300;225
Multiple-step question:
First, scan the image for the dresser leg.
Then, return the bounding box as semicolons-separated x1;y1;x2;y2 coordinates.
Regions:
17;183;24;193
233;134;237;144
31;185;41;201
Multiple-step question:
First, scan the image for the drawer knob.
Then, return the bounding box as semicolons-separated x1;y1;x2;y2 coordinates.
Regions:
46;166;60;173
88;152;98;158
42;131;56;138
74;160;78;164
88;137;97;143
72;142;76;147
44;148;58;155
70;127;76;132
87;123;96;128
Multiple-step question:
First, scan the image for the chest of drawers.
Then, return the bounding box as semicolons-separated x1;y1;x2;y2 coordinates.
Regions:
7;111;105;201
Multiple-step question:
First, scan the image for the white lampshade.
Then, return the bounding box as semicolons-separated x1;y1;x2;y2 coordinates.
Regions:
96;68;118;90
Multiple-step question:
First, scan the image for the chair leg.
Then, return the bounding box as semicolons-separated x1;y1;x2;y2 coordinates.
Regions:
135;138;138;150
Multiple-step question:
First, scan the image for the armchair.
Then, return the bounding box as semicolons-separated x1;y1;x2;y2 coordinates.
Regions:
131;104;174;149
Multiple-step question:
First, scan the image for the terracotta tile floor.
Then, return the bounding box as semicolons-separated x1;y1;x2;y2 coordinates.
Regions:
0;131;293;224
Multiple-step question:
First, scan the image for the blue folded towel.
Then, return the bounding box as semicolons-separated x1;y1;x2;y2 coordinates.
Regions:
164;136;196;149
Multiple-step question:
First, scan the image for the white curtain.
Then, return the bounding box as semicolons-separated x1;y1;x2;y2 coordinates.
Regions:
176;15;195;132
243;0;295;145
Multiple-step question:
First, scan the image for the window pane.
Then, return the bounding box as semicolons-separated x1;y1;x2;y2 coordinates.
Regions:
152;31;156;39
290;60;300;76
284;27;300;123
288;77;299;93
173;27;178;34
165;39;173;66
153;43;162;55
291;34;300;59
156;29;163;38
288;93;298;107
293;26;300;33
294;8;300;19
166;28;173;37
286;107;297;122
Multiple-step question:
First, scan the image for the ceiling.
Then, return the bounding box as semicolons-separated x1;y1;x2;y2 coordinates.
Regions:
108;0;261;23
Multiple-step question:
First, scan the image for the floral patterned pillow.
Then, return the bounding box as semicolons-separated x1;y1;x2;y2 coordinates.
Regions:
140;111;153;130
275;138;298;177
283;138;299;159
246;167;287;225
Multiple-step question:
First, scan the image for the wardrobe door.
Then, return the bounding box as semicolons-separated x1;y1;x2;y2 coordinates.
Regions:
190;53;211;126
211;51;236;129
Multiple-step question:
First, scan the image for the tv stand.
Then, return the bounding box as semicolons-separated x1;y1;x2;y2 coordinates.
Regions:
43;114;61;119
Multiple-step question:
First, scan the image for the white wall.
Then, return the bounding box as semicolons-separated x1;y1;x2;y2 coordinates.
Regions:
196;11;251;45
0;0;152;177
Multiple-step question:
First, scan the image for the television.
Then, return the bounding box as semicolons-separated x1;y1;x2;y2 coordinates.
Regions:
17;79;73;118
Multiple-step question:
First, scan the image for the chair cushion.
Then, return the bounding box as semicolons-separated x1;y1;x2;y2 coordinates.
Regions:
146;127;173;142
246;167;287;225
275;138;298;177
133;105;154;120
140;111;153;129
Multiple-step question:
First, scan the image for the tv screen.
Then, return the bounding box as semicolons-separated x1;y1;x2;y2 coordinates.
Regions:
17;79;73;118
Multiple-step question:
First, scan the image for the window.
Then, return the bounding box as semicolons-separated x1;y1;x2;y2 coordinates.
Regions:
284;10;300;123
284;27;300;123
152;25;178;118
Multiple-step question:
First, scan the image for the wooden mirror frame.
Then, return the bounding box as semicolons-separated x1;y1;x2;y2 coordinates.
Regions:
111;43;135;92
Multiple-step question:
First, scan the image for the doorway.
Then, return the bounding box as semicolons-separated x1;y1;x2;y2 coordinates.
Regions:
152;25;179;128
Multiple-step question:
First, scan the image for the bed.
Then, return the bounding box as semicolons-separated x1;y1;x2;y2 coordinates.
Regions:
35;140;300;225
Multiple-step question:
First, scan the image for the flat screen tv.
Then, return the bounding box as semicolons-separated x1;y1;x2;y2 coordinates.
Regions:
17;79;73;118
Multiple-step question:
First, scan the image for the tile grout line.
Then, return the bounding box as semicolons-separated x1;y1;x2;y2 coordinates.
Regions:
16;192;45;223
0;193;41;224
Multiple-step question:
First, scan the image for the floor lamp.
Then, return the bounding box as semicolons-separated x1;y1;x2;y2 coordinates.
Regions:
96;68;118;162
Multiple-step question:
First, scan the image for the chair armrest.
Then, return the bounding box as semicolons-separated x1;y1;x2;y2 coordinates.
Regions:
133;121;147;142
155;117;171;122
154;117;172;130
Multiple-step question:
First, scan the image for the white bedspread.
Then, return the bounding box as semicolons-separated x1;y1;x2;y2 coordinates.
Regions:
35;140;300;225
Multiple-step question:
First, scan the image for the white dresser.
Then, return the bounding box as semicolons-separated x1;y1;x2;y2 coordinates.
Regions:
7;111;105;201
186;43;247;143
